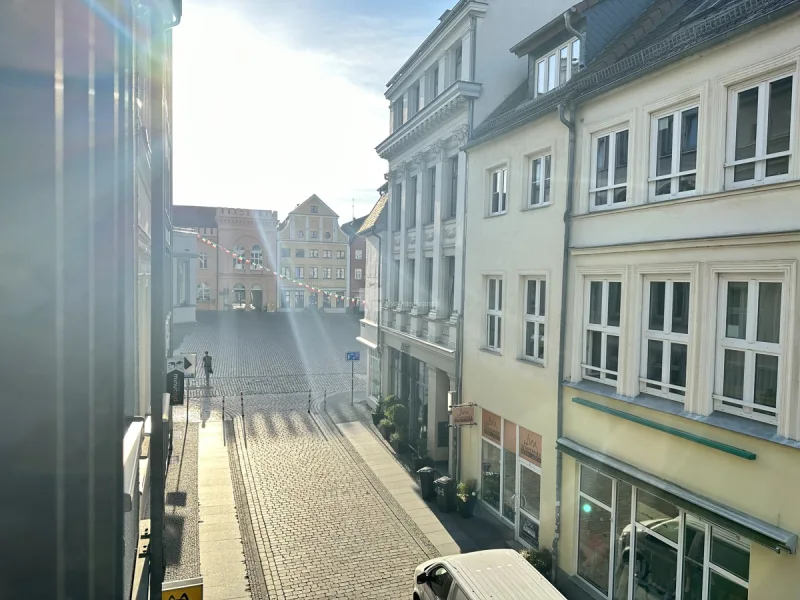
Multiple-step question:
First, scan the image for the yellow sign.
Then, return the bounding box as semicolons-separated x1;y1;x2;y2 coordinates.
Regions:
162;577;203;600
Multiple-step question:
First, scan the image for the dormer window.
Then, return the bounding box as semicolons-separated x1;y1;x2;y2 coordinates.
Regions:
536;38;580;96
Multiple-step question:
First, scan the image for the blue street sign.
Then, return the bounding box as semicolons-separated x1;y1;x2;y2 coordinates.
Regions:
345;351;360;361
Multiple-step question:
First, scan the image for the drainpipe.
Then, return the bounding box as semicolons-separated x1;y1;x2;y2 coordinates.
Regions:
552;102;576;584
373;228;383;396
564;9;586;69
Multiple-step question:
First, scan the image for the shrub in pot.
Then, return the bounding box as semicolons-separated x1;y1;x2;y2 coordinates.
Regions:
390;431;408;454
521;547;553;581
378;418;394;442
371;397;385;427
385;404;408;442
456;479;479;518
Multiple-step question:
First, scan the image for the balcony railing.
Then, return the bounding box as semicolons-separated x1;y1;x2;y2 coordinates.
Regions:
381;301;455;351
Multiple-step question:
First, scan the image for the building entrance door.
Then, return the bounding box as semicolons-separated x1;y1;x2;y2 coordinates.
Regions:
251;288;263;309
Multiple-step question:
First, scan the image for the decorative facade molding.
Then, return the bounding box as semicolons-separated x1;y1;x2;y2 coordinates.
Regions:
424;231;435;242
450;124;470;147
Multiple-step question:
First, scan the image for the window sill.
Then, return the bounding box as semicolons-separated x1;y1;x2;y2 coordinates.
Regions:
485;211;507;219
517;356;545;369
480;347;503;357
566;379;800;450
588;202;628;213
521;202;552;213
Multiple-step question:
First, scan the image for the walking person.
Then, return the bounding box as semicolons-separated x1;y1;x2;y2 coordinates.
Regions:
202;351;213;387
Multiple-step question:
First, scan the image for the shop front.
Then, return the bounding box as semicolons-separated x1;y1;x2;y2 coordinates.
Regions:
479;409;544;549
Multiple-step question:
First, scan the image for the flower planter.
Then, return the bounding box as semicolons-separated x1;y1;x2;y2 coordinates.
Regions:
381;427;392;442
457;497;477;518
371;412;383;427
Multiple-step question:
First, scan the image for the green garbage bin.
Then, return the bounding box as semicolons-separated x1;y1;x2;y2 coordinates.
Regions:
434;476;456;512
417;466;436;501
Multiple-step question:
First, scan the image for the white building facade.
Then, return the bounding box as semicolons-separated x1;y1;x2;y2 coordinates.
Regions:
172;228;199;326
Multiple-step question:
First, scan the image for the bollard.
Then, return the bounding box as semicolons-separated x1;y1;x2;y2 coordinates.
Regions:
241;392;247;449
222;396;226;445
323;390;327;413
308;389;311;414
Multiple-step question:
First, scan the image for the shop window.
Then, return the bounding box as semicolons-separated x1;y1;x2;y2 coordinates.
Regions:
480;440;501;511
578;466;613;593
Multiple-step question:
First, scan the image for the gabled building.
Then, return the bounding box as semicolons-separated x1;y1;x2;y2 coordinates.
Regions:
276;195;350;312
342;214;369;316
458;0;800;598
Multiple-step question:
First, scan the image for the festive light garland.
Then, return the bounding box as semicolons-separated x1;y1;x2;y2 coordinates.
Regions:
195;233;367;306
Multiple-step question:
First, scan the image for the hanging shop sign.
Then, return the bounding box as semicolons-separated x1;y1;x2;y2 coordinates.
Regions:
481;409;501;445
519;426;543;468
452;404;475;426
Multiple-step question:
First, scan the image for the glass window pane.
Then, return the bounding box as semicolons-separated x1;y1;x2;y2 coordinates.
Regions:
531;158;542;204
734;162;756;182
711;527;750;583
578;497;612;594
723;349;746;400
683;518;706;600
519;511;540;549
680;107;699;172
709;570;748;600
606;335;619;380
757;282;781;343
543;155;551;205
502;447;517;521
613;187;627;204
670;343;688;394
613;481;633;600
734;87;758;160
589;281;603;324
520;465;541;520
754;353;778;413
765;155;789;177
725;282;748;339
548;54;557;91
497;280;503;310
539;280;546;316
497;317;502;348
633;532;678;599
596;136;610;187
488;279;496;310
679;173;697;192
655;178;672;196
646;340;663;389
636;489;680;543
649;281;666;331
488;315;496;347
559;46;568;85
580;466;613;506
766;76;793;155
525;321;536;358
587;330;602;378
572;39;581;70
537;59;546;94
538;324;545;360
672;282;690;334
656;115;674;177
615;130;629;185
608;282;622;327
595;190;609;206
526;279;537;315
481;440;501;510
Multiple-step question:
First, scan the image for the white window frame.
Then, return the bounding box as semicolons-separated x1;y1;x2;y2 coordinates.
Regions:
485;276;503;351
232;245;245;270
323;250;332;258
295;267;304;279
725;71;796;189
522;277;546;363
489;167;508;216
323;268;332;279
536;37;580;96
197;282;210;301
713;275;785;425
310;230;318;239
199;251;208;270
527;153;552;208
640;278;691;402
582;278;622;385
309;267;318;279
336;267;345;280
590;127;629;211
310;249;319;258
337;250;346;259
649;105;700;201
280;267;290;278
355;249;362;260
355;268;363;280
311;205;318;213
250;245;263;269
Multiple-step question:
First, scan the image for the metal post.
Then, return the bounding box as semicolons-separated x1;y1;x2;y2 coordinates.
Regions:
241;392;246;449
308;389;311;414
351;361;354;406
323;390;327;413
222;396;225;446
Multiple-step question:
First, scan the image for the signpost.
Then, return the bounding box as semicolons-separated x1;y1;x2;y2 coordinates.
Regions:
166;357;186;406
345;351;360;406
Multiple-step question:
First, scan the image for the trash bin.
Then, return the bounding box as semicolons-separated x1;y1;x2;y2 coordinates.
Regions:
417;467;436;501
434;476;456;512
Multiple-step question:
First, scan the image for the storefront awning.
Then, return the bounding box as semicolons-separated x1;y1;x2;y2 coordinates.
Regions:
557;437;797;554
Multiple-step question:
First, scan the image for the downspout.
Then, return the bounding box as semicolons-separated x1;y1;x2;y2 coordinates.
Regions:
553;102;576;583
564;9;586;69
374;228;383;398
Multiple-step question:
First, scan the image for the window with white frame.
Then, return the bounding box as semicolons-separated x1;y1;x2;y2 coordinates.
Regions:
489;167;507;215
295;267;304;279
197;282;210;301
323;267;332;279
280;267;290;278
336;267;345;279
310;230;318;239
591;128;629;209
355;249;362;260
536;38;580;96
310;249;319;258
522;278;546;362
250;245;263;269
583;279;622;384
232;244;245;269
726;73;794;187
528;154;552;207
309;267;318;279
355;268;363;280
311;205;318;213
323;250;332;258
337;250;346;259
714;276;783;424
650;106;699;199
641;279;690;401
199;251;208;270
485;277;503;350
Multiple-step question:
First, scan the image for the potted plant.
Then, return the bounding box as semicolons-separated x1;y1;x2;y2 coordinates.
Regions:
390;431;408;454
378;418;394;442
456;479;479;518
413;435;432;471
385;403;408;446
371;397;385;427
521;548;553;581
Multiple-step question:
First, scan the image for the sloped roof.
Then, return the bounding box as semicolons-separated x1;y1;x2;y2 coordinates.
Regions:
288;194;338;218
469;0;798;147
172;204;217;229
341;215;368;237
357;194;388;235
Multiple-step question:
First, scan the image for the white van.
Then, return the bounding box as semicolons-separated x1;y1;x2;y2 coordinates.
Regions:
412;549;567;600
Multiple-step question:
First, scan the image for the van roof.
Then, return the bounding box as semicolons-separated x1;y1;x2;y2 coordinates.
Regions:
445;549;567;600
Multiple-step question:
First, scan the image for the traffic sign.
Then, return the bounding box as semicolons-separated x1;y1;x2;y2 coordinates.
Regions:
345;351;360;361
173;353;196;378
162;577;203;600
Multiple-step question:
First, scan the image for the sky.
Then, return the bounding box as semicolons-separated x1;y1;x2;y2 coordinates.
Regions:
173;0;453;223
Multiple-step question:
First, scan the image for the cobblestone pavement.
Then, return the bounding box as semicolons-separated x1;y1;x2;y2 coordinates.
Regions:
173;314;435;599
